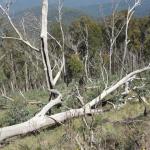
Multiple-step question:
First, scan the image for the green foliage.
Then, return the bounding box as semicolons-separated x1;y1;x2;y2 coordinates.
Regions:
67;54;84;79
144;27;150;58
128;17;150;60
69;16;102;56
0;70;7;83
4;99;29;126
129;19;141;51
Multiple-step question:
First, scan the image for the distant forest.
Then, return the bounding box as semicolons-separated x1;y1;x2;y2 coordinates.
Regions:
0;9;150;92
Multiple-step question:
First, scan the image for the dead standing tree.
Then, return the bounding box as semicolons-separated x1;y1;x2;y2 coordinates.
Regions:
0;0;149;143
40;0;64;93
121;0;142;77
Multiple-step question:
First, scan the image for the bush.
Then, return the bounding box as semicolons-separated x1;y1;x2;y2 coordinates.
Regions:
67;54;84;79
4;99;29;126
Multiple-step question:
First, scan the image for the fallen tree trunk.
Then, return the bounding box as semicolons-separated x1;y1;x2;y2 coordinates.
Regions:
0;106;102;142
85;65;150;109
0;65;149;142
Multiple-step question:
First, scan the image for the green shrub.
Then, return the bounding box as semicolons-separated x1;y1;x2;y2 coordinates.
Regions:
67;54;84;79
4;99;29;125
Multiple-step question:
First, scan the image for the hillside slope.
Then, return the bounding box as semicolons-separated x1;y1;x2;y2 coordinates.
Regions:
1;0;109;14
14;5;86;24
13;0;150;24
79;0;150;17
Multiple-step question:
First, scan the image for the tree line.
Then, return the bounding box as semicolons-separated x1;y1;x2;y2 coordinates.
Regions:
0;10;150;93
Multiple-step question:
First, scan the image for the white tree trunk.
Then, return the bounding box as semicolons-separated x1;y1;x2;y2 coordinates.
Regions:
40;0;64;90
41;0;54;90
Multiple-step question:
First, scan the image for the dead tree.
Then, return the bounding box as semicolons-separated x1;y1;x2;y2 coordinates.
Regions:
121;0;142;77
